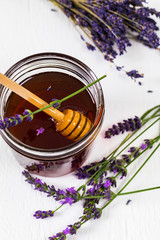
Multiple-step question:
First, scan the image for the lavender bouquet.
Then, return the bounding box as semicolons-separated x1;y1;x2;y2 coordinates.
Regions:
22;104;160;240
1;76;159;239
49;0;160;81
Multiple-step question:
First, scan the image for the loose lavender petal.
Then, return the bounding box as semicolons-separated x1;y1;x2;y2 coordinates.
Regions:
126;70;144;80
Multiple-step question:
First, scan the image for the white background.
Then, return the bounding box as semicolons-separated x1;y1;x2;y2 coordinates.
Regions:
0;0;160;240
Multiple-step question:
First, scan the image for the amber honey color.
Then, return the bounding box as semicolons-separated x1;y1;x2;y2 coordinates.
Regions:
5;72;96;150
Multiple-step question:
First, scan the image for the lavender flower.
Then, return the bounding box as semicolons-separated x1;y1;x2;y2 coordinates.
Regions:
22;170;56;195
34;210;54;219
104;180;111;188
51;98;61;108
60;197;75;205
86;42;96;51
105;116;142;138
126;199;132;205
0;115;22;129
49;222;82;239
0;109;35;130
22;171;79;205
23;109;33;122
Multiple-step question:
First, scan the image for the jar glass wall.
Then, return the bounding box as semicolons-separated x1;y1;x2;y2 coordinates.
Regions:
0;53;104;177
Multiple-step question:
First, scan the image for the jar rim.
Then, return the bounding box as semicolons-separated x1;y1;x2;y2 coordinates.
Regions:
0;52;105;161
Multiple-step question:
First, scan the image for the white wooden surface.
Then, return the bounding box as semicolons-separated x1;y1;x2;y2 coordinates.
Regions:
0;0;160;240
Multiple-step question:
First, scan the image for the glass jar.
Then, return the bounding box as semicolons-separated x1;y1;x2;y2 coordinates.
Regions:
0;53;104;177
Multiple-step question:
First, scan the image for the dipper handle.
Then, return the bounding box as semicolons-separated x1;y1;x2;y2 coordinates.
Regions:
0;73;64;122
0;73;92;141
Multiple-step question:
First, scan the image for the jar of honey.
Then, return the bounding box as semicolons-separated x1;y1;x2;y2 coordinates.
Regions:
0;53;104;177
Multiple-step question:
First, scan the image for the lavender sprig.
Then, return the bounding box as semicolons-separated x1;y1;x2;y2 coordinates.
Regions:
23;132;159;221
105;105;160;139
48;140;160;240
0;75;106;131
22;105;160;239
105;116;142;138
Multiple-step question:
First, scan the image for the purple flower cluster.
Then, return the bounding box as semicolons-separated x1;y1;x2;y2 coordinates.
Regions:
34;210;54;219
49;222;81;240
0;109;34;130
0;114;23;130
22;170;56;195
105;116;142;138
0;96;60;131
22;171;79;219
22;136;153;239
51;0;160;80
76;139;151;180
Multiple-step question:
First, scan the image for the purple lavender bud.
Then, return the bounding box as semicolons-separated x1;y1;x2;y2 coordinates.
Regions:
144;139;152;148
93;209;102;219
60;197;74;205
50;232;65;240
68;225;77;235
0;120;5;129
73;222;81;229
120;168;127;179
66;187;76;194
86;42;96;51
51;98;60;108
15;114;23;124
106;177;116;187
59;0;72;8
126;199;132;205
0;114;24;130
128;147;136;153
104;180;111;188
122;154;131;163
63;228;70;235
23;109;33;122
2;118;11;128
34;210;54;219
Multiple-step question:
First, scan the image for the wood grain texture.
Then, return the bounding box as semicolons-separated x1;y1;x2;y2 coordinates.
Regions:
0;0;160;240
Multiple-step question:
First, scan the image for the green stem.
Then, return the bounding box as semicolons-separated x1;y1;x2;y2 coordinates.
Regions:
140;105;160;120
82;186;160;199
23;75;106;118
60;74;106;103
53;204;63;213
119;186;160;196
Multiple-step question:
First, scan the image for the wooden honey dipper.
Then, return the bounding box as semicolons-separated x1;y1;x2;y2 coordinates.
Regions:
0;73;106;141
